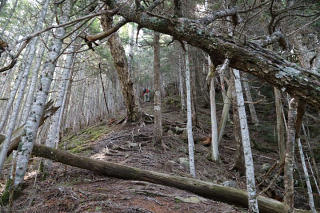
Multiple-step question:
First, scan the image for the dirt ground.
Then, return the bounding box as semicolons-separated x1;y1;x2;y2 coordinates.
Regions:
0;100;311;212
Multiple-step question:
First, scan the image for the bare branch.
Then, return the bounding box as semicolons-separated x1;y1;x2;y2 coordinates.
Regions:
86;19;127;42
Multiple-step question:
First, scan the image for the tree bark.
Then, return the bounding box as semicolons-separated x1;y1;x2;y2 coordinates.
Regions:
6;143;310;213
185;45;196;178
274;88;286;163
208;57;219;162
100;6;139;122
233;69;259;213
284;98;297;212
242;73;259;125
297;138;316;213
13;0;72;187
153;32;163;146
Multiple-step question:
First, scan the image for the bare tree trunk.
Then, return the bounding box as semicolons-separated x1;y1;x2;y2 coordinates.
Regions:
274;88;286;163
284;98;297;212
100;6;139;122
14;0;72;187
242;73;259;125
233;69;259;212
207;56;219;162
218;85;232;143
20;30;51;126
153;32;163;147
185;45;196;177
297;138;316;213
0;60;26;132
231;79;245;175
45;40;77;168
178;47;185;111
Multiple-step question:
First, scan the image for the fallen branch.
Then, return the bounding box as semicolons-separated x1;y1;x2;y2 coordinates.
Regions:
8;144;310;213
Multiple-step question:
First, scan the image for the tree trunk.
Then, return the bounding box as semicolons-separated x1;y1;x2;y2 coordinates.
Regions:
297;138;316;213
208;57;219;162
13;0;72;187
185;45;196;177
242;73;259;125
233;69;259;213
7;143;310;213
178;45;185;111
20;29;51;126
218;85;232;143
153;32;163;146
100;6;139;122
274;88;286;163
284;98;297;212
45;40;77;168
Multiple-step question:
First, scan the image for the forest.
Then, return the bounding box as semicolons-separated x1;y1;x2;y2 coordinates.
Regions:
0;0;320;212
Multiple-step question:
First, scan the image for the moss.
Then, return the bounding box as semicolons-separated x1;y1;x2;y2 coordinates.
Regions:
0;178;13;206
60;123;112;155
0;178;22;207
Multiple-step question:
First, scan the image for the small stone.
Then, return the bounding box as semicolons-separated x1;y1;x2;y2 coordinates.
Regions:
168;130;174;135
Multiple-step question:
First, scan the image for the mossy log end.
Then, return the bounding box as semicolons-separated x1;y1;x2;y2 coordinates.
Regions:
8;144;308;213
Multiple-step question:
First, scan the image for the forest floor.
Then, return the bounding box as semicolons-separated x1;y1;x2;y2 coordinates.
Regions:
0;95;311;212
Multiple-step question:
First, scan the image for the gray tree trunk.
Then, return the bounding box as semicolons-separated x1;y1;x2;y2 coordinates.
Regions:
233;69;259;213
297;138;316;213
45;40;77;169
242;73;259;125
185;45;196;177
284;98;297;212
14;0;72;187
153;32;163;146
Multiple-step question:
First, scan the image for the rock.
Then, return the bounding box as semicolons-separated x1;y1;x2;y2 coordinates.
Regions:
261;163;271;172
175;196;206;204
222;180;237;188
178;157;189;169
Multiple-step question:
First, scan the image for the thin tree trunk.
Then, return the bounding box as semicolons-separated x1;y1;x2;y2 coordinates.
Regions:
218;85;232;143
297;138;316;213
20;30;51;125
14;0;72;187
274;88;286;163
99;64;110;114
242;73;259;125
153;32;163;146
178;47;185;111
284;98;297;212
208;56;219;162
45;39;77;157
0;61;26;132
233;69;259;213
185;45;196;177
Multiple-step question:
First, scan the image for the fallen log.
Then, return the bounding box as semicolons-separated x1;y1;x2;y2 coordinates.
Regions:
8;144;309;213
